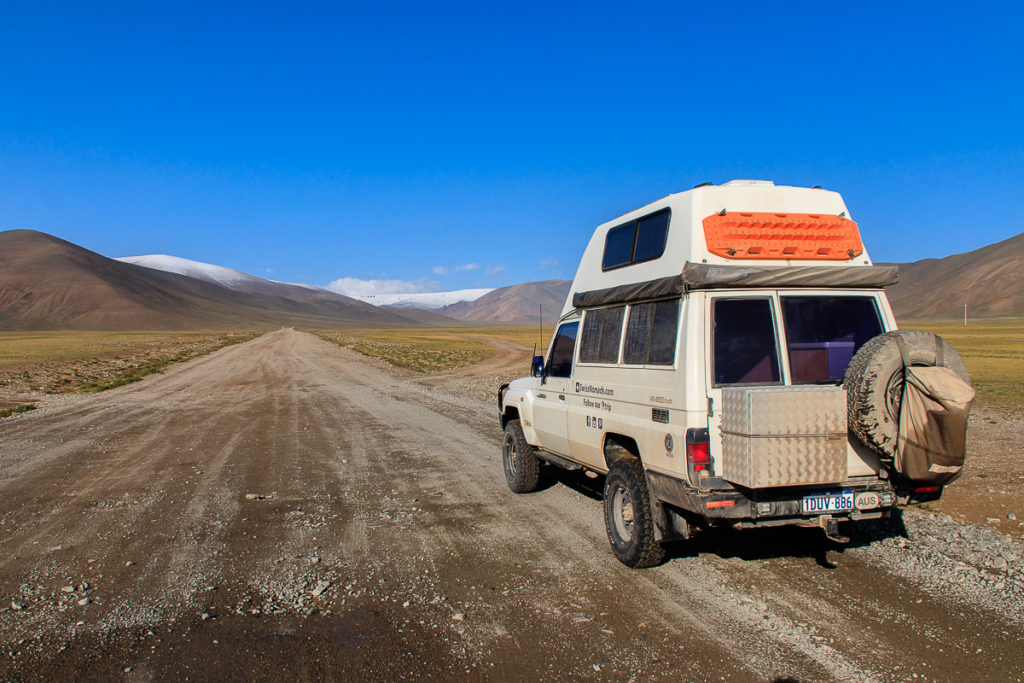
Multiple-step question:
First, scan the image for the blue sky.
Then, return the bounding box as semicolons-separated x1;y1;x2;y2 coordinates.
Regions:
2;1;1022;296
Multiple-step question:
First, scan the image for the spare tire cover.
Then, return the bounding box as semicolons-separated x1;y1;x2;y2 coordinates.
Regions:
844;330;970;459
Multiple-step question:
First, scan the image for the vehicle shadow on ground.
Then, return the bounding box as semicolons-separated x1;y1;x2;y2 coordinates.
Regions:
662;512;909;568
540;465;910;569
538;464;604;500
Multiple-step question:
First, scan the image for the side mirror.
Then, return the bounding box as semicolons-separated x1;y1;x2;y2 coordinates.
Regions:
531;355;545;378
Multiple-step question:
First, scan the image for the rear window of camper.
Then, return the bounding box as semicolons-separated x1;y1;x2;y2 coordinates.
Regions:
602;209;671;270
781;296;882;383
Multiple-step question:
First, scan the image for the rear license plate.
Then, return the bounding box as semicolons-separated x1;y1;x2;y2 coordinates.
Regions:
802;490;853;514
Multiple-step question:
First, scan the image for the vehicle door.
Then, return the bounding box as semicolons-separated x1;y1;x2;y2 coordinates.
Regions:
533;321;579;456
705;294;783;472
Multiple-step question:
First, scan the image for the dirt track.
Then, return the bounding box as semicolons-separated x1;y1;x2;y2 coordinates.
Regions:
1;329;1022;681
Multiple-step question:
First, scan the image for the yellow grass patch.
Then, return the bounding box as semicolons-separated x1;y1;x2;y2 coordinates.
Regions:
313;326;553;374
0;331;258;395
902;320;1024;414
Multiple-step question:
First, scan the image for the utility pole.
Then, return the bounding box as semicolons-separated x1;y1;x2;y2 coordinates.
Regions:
964;303;968;327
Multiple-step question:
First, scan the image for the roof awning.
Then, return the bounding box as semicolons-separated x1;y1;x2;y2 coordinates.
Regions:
571;262;898;308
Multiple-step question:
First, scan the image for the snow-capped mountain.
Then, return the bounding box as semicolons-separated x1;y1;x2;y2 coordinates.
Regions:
116;255;267;289
358;289;493;309
118;255;491;312
115;254;345;302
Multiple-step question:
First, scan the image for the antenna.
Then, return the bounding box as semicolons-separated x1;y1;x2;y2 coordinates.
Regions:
538;304;543;347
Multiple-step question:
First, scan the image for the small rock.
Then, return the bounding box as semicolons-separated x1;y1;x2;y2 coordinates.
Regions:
452;612;465;622
1008;513;1017;521
124;667;132;673
77;598;91;606
993;556;1008;570
571;615;591;623
125;561;135;567
986;517;1000;524
61;585;75;593
201;612;211;621
311;580;331;597
593;664;602;672
11;601;27;611
1000;551;1018;563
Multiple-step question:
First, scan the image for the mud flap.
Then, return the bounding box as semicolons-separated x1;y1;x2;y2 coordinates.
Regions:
651;499;690;542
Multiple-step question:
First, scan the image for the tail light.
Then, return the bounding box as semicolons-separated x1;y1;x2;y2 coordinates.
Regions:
914;485;941;494
686;427;711;482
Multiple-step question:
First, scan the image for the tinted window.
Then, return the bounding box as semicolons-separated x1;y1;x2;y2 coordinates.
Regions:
602;224;635;270
548;322;579;378
782;296;882;383
633;211;670;263
598;306;624;363
649;300;679;365
624;303;653;364
624;300;678;365
580;307;624;364
601;209;671;270
713;299;780;385
579;309;604;363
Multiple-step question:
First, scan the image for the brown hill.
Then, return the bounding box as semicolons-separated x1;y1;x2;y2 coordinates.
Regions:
441;280;571;323
0;230;439;330
885;232;1024;320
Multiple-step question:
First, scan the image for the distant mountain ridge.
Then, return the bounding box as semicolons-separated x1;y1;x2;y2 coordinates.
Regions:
0;230;449;330
885;231;1024;320
441;280;571;323
360;289;493;309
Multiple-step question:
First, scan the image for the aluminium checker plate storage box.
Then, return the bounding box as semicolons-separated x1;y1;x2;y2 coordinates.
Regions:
721;386;848;488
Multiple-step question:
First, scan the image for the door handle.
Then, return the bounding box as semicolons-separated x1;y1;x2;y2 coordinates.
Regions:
558;394;566;401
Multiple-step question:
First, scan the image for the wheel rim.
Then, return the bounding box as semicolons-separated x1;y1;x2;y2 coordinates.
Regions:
885;371;904;420
503;433;518;480
611;484;634;542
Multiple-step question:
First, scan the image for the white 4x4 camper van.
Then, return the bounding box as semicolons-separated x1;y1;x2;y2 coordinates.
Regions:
498;180;974;567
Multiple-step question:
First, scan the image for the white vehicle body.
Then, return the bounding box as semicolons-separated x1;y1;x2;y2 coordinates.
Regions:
498;180;959;565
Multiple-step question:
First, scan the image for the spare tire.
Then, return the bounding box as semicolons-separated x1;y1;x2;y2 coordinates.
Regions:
844;330;970;459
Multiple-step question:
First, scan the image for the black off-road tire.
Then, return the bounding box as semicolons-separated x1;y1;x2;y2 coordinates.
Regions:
603;459;665;568
844;330;970;459
502;420;540;493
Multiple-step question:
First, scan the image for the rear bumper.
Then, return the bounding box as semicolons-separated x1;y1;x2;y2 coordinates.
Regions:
647;471;899;527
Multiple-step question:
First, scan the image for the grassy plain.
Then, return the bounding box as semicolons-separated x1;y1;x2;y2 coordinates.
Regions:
905;319;1024;414
0;331;258;401
321;321;1022;414
313;326;551;374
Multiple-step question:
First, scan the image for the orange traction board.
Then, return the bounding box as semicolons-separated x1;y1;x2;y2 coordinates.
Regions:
702;212;863;260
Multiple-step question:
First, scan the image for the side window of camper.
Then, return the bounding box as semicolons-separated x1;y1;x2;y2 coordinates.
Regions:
579;306;625;363
712;298;781;385
601;209;670;270
624;299;679;365
548;322;579;378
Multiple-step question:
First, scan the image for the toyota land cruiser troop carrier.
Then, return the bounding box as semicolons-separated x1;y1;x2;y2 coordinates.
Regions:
498;180;975;567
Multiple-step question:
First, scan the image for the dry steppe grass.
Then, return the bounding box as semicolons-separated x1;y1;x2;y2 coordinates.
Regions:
0;331;258;410
904;319;1024;415
313;326;552;374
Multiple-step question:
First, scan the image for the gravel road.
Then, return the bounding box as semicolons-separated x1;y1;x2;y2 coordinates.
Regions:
1;328;1022;681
